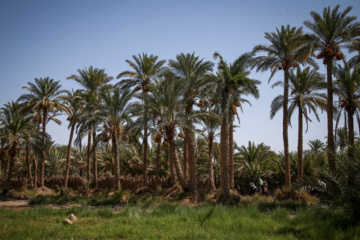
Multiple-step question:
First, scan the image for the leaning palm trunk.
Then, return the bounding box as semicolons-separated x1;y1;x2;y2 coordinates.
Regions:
220;116;230;198
112;133;120;191
208;133;216;192
326;58;336;172
297;106;304;182
92;130;98;188
5;154;10;183
229;118;234;189
283;70;291;189
166;124;187;190
188;129;198;198
40;109;47;187
86;132;92;184
26;146;33;188
64;124;75;188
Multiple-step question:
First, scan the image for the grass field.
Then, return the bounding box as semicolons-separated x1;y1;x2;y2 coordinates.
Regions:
1;197;360;240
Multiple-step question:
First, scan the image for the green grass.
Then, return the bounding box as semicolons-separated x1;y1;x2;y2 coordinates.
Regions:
1;203;360;239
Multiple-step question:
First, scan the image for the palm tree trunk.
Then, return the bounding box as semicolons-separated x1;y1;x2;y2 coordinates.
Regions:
348;110;354;158
297;106;303;182
166;124;187;190
229;118;234;189
64;124;75;189
112;134;120;191
143;99;148;186
188;129;198;199
283;70;291;189
40;109;47;187
169;149;177;185
326;58;336;172
183;133;188;182
87;132;91;184
5;151;16;190
92;130;98;189
208;133;216;192
220;116;230;198
155;141;161;188
33;156;37;188
5;154;10;184
26;146;33;188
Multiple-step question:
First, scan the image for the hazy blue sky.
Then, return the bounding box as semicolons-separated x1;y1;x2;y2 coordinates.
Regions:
1;0;359;152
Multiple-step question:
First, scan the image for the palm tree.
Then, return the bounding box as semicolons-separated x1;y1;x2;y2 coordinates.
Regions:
199;108;220;192
18;77;65;187
253;25;314;189
347;38;360;67
270;67;326;181
117;53;166;187
61;89;83;188
168;52;214;184
213;52;260;198
303;5;360;172
234;141;274;184
333;64;360;157
308;139;326;155
145;74;189;191
100;88;133;190
67;66;113;187
0;102;34;191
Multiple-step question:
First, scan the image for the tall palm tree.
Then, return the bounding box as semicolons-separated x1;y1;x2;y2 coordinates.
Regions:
333;64;360;157
61;89;83;188
270;67;326;181
303;5;360;172
0;102;34;191
100;88;133;190
18;77;65;187
145;74;189;191
67;66;113;187
168;52;214;184
213;52;260;198
253;25;314;188
117;53;166;187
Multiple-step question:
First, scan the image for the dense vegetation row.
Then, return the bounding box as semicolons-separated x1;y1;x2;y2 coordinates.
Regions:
1;5;360;208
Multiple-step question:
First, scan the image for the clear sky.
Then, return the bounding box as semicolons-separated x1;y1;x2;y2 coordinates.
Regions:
0;0;359;152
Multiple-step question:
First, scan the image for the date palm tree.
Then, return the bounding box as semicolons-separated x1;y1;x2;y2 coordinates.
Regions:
213;52;260;198
67;66;113;187
117;53;166;187
347;38;360;67
168;52;214;184
303;5;360;171
199;107;221;192
253;25;314;188
333;64;360;157
271;67;326;181
61;89;83;188
145;74;189;192
99;88;133;190
0;102;34;191
18;77;65;187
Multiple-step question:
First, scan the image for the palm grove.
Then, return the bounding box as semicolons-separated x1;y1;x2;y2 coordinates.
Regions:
1;5;360;200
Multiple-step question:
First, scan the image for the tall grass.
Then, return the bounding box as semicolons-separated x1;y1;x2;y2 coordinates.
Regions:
1;203;359;239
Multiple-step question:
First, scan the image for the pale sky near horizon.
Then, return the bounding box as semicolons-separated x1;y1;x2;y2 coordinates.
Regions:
1;0;359;152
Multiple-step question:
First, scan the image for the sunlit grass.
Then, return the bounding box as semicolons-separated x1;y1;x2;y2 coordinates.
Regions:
1;202;359;239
